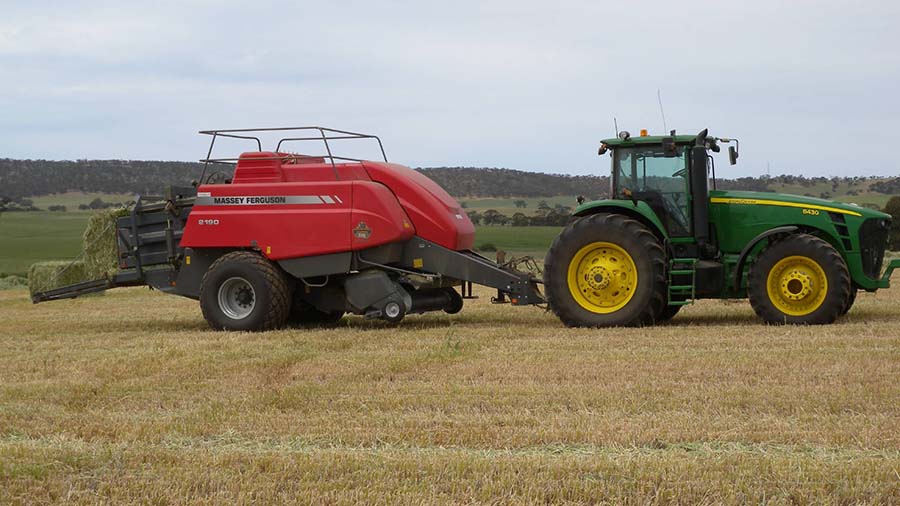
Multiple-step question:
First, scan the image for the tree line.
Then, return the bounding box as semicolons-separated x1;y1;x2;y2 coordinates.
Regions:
2;158;899;248
466;201;575;227
4;158;898;201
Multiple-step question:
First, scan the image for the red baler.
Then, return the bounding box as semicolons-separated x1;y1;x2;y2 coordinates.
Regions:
33;127;543;331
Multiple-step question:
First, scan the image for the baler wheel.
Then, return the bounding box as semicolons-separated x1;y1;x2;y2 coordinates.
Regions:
382;300;406;323
543;213;667;327
748;234;850;325
200;251;292;331
442;287;464;314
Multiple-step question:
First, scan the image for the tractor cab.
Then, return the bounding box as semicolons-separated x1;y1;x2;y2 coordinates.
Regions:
598;129;737;259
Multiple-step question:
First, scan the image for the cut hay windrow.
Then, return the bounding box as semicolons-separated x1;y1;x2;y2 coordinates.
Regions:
27;260;89;296
82;207;130;279
0;275;27;290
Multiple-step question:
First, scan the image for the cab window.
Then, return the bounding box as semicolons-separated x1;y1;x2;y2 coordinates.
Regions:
613;146;690;236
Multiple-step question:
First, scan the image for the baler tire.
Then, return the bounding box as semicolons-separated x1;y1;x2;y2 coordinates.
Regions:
748;234;850;325
200;251;292;331
543;213;667;327
442;287;464;314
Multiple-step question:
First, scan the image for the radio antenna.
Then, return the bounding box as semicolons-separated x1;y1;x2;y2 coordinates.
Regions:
613;117;619;135
657;89;668;132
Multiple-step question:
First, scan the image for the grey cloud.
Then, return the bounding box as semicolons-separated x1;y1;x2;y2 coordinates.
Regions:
0;0;897;177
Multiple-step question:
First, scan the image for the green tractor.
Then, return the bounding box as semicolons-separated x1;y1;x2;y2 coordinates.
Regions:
544;128;900;326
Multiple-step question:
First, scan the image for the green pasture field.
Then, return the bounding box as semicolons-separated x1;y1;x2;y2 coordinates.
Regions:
26;192;134;210
472;225;561;256
0;212;91;276
459;196;580;217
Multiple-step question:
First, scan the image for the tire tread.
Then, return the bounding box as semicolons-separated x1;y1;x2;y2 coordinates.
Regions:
200;250;292;331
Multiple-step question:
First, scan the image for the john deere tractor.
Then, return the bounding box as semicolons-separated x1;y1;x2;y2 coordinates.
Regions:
544;128;900;326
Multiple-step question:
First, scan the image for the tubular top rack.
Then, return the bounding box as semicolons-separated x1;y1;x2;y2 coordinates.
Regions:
198;126;388;182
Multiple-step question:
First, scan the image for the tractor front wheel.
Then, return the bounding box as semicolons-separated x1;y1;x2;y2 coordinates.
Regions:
543;213;667;327
200;251;292;331
748;234;850;325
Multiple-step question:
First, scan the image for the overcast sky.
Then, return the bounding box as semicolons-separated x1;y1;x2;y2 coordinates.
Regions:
1;0;898;178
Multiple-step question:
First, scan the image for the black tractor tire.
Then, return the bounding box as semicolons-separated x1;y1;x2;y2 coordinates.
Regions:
748;234;850;325
841;287;857;315
200;251;292;331
289;295;345;326
657;303;682;322
543;213;667;327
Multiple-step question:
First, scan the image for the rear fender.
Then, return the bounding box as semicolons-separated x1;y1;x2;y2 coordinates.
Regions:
572;200;668;241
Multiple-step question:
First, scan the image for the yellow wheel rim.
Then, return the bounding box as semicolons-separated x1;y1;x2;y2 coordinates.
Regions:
567;241;638;314
766;255;828;316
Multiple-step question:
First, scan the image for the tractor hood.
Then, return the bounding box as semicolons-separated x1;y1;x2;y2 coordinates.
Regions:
708;190;889;220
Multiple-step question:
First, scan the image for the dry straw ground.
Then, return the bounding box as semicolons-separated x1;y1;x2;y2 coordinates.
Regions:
1;284;898;504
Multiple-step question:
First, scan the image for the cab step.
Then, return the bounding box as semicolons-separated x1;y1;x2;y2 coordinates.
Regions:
668;258;697;306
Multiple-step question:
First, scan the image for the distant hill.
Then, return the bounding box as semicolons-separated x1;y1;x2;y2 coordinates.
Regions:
0;158;897;206
0;159;199;199
416;167;609;198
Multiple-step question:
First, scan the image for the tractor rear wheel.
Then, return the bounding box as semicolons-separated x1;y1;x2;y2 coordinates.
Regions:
841;288;857;315
200;251;292;331
543;213;667;327
748;234;850;325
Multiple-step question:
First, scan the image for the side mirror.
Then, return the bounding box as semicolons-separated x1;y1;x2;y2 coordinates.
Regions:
728;146;739;165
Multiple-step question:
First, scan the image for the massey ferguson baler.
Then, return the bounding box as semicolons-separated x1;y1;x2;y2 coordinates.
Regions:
32;127;544;331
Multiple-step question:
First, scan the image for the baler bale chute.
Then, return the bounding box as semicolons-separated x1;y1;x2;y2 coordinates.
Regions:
31;127;544;331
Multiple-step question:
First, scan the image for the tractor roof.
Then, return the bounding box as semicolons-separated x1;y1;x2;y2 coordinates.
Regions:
600;134;698;147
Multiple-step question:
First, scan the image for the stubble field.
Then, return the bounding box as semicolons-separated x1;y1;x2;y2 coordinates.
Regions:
1;284;899;504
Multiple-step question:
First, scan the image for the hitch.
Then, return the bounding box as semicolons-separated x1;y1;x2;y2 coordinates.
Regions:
879;259;900;287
